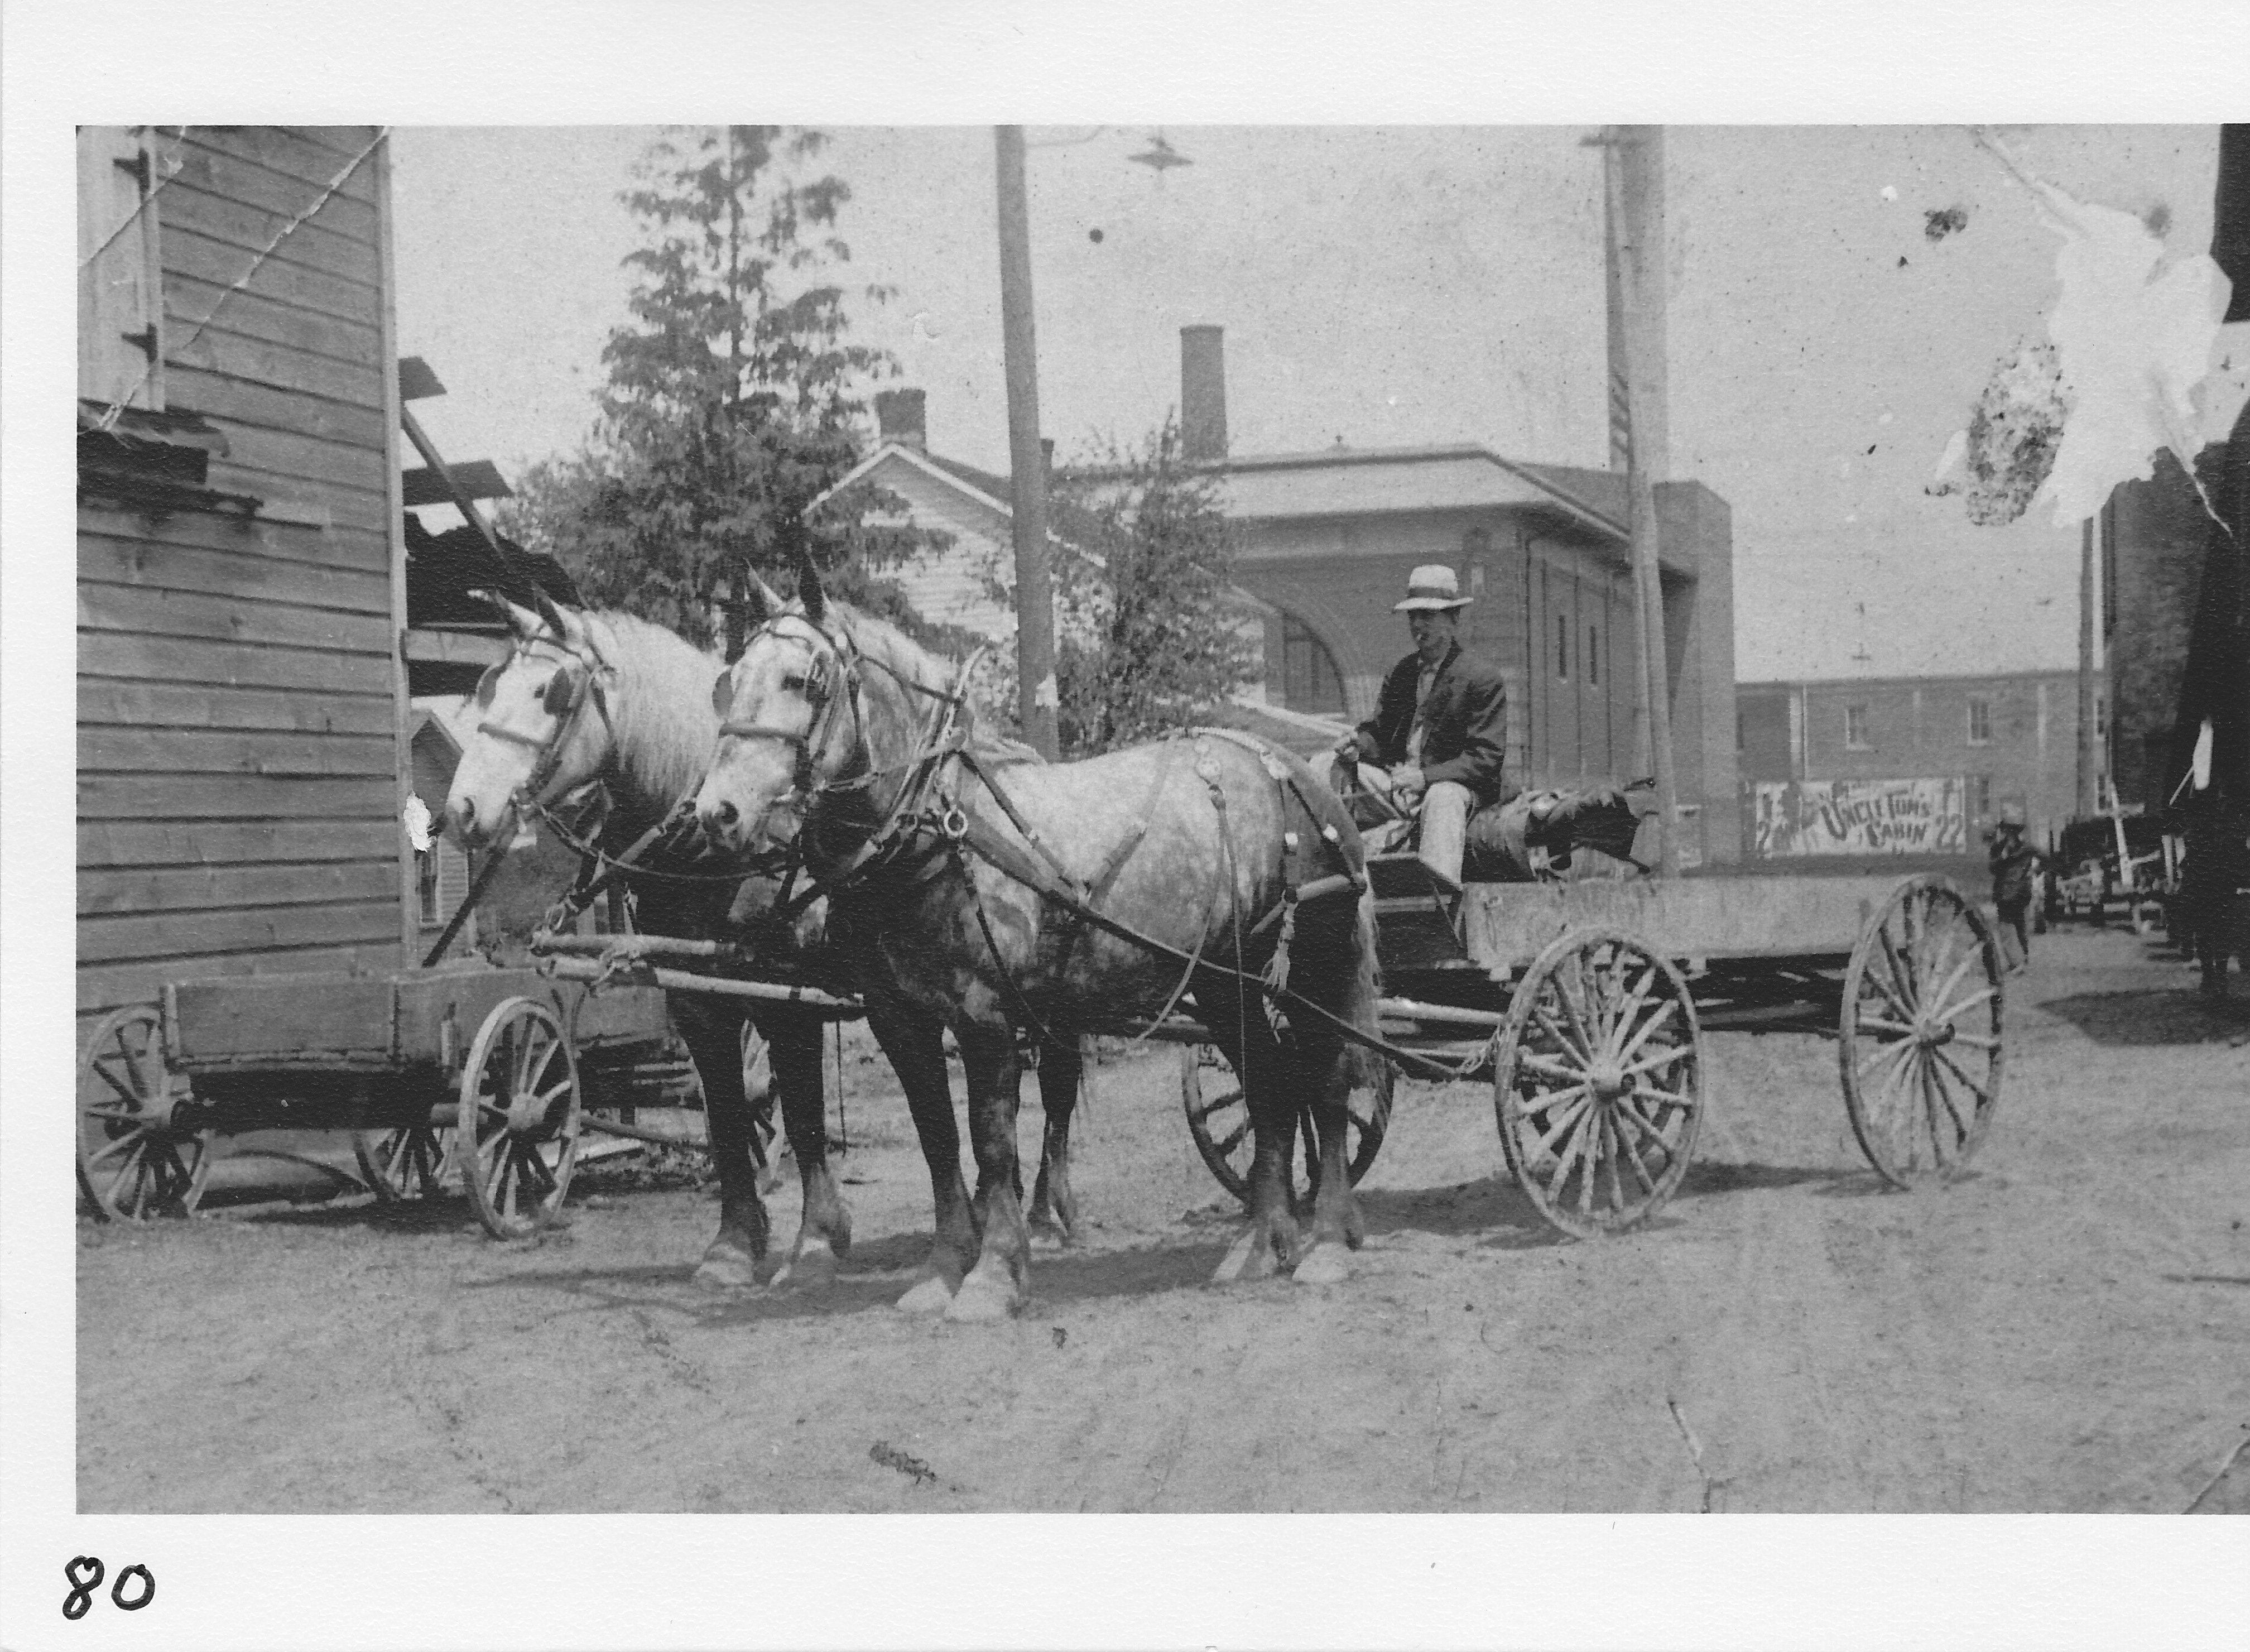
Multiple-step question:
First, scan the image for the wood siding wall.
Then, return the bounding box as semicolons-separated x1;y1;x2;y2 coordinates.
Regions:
78;126;403;1027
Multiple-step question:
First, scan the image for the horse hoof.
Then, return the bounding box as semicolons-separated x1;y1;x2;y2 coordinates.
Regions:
693;1252;761;1291
1211;1227;1280;1285
895;1273;956;1315
772;1238;839;1292
945;1265;1021;1323
1027;1223;1071;1253
1292;1242;1352;1286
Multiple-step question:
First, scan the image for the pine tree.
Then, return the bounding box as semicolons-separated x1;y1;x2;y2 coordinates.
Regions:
502;126;939;650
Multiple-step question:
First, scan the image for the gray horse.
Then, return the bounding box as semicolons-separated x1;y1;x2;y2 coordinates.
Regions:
693;565;1383;1321
442;594;1085;1293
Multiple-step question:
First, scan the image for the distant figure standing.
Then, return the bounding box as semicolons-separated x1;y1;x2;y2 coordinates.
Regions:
1988;810;2037;973
1330;564;1509;890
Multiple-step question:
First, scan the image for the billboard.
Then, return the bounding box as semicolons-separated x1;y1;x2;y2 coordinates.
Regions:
1752;778;1967;857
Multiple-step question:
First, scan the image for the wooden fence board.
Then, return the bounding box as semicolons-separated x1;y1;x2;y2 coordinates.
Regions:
164;275;379;368
80;859;397;917
170;140;380;242
79;580;393;654
78;772;396;822
80;818;397;869
165;229;378;326
79;679;395;738
76;940;401;1019
78;899;402;966
77;633;394;697
80;726;398;779
78;532;391;615
184;128;382;205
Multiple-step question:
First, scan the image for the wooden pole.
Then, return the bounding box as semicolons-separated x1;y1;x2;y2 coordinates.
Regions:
1606;126;1682;876
2076;515;2099;817
994;126;1060;761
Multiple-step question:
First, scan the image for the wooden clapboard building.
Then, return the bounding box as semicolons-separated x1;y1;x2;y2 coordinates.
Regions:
75;126;412;1040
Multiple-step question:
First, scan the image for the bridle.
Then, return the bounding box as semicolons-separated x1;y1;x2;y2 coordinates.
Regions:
470;628;620;828
713;612;867;835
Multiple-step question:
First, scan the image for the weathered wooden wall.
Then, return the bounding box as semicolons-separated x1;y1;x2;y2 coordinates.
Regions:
78;126;405;1029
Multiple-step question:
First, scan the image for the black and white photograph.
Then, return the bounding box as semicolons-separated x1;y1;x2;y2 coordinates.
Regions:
5;4;2248;1648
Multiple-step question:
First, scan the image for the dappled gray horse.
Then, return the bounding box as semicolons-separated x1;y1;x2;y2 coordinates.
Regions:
443;596;1088;1288
694;565;1383;1322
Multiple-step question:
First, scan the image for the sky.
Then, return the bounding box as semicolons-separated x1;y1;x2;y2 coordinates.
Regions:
390;124;2224;684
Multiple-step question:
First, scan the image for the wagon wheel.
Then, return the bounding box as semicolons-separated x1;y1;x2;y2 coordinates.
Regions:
1491;927;1704;1240
1179;1041;1394;1210
77;1004;214;1221
1838;876;2004;1188
458;997;582;1239
352;1120;456;1202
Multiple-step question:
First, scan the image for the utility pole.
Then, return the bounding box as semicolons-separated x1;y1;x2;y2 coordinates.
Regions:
2076;515;2099;817
994;125;1060;761
1599;124;1682;876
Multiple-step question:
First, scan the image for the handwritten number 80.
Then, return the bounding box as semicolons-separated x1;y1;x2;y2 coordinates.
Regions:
62;1557;153;1619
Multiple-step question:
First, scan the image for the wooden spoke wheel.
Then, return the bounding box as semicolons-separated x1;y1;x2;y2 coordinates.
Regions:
1492;928;1705;1240
78;1004;213;1221
353;1120;456;1202
1179;1041;1394;1210
1839;876;2005;1188
459;997;582;1240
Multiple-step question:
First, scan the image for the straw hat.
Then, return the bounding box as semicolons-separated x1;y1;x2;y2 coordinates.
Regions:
1393;564;1473;611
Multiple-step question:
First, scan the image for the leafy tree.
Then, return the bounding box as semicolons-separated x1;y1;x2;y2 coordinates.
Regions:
976;419;1259;757
498;126;942;650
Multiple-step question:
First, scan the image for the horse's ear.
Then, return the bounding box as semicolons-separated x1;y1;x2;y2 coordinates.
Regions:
483;591;548;638
746;566;787;622
536;591;592;652
796;553;827;627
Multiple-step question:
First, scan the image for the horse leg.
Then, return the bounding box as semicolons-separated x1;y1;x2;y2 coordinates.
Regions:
1292;1030;1366;1286
1206;1021;1306;1284
765;1011;853;1292
948;1021;1033;1321
866;997;979;1314
679;1002;771;1290
1026;1032;1084;1250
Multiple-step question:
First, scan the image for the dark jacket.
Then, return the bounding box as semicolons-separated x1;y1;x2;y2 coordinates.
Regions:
1989;832;2036;905
1350;640;1510;805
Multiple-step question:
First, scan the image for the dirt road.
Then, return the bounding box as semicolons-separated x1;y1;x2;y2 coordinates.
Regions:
79;928;2249;1513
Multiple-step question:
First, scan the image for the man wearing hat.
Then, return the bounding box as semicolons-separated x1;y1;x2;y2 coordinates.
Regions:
1986;803;2037;973
1331;564;1511;891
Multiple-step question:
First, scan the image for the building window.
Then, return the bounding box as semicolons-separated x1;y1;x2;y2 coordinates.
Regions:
416;848;443;926
78;127;168;410
1586;623;1599;686
1555;612;1569;680
1967;697;1992;746
1970;774;1992;820
1281;613;1345;714
2095;697;2106;739
1845;704;1871;750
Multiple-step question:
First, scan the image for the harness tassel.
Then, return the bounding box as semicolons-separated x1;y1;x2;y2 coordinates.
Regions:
1261;889;1297;1043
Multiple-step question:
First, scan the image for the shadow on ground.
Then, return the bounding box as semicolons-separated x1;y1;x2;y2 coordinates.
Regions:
2033;988;2250;1046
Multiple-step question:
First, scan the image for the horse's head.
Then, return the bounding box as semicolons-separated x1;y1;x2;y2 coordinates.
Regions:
695;561;861;856
444;593;618;851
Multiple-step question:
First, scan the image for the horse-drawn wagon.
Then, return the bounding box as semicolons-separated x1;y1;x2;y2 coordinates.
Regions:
1181;844;2007;1239
75;957;685;1237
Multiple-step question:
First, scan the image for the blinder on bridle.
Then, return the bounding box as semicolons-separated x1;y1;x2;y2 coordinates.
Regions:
713;615;860;807
471;633;614;811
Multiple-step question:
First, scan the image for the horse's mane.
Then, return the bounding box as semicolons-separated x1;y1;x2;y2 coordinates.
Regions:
822;599;1000;766
580;609;724;816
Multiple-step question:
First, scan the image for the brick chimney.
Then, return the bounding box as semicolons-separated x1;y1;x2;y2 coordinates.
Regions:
874;387;927;451
1180;325;1227;463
